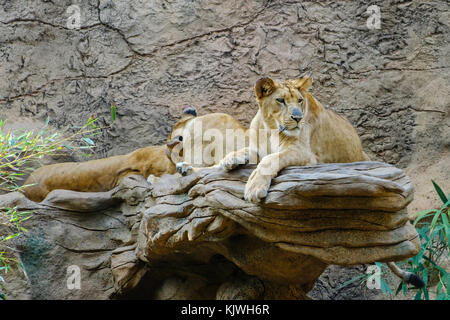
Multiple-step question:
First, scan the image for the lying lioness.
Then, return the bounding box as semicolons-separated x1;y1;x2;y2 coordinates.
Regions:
22;136;182;202
21;105;250;202
168;105;249;173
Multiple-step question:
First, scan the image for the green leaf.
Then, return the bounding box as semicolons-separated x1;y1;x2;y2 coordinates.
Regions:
83;137;95;145
414;290;422;300
436;279;443;296
337;274;367;290
414;209;437;226
422;268;428;288
423;288;429;300
1;233;19;242
380;278;393;296
446;273;450;297
443;199;450;210
441;211;450;248
430;210;442;232
417;226;430;240
423;256;447;275
111;104;117;122
375;262;386;270
402;282;407;296
85;116;98;129
432;180;448;204
436;292;446;300
395;281;403;296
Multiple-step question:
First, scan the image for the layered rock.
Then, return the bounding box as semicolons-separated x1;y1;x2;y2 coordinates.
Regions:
0;162;420;299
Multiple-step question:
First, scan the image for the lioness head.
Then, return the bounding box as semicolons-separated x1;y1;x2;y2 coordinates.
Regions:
254;75;313;137
165;135;183;164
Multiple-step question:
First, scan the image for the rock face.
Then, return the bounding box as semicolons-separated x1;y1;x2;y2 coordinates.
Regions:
0;0;448;299
0;162;420;299
0;0;448;212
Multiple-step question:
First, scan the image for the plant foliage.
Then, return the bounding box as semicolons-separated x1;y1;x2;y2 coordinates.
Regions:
0;110;118;298
339;180;449;300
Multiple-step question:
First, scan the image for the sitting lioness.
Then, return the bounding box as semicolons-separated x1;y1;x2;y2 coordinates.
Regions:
22;136;182;202
214;74;423;288
176;76;370;196
217;75;370;203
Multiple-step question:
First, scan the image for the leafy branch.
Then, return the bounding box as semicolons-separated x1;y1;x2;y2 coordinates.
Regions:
0;104;118;298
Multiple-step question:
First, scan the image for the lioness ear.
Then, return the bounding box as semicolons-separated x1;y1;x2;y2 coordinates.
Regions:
166;135;183;161
255;77;277;100
167;135;182;149
294;73;313;91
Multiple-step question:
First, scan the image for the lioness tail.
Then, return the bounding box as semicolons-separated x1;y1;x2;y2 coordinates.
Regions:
386;262;425;288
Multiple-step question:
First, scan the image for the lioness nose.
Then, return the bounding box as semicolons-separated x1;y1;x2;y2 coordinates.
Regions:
291;108;303;122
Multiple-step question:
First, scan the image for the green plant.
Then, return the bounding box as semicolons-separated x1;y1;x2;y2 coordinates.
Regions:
338;180;449;300
399;180;449;300
0;117;101;193
0;207;33;273
0;111;117;298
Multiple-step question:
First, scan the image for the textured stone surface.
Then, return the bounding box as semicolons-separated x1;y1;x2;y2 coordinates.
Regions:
0;0;448;299
0;163;420;299
0;0;448;210
0;174;150;299
137;163;419;273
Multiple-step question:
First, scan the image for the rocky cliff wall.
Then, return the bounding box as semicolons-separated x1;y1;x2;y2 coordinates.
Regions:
0;0;449;299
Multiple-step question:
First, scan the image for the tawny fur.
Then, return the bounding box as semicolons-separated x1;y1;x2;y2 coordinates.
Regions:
220;75;369;203
169;85;420;288
169;111;248;168
22;107;249;202
220;76;420;285
22;144;177;203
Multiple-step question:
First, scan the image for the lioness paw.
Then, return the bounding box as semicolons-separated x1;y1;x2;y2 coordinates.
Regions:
244;170;271;203
147;174;159;184
219;152;249;171
176;162;193;176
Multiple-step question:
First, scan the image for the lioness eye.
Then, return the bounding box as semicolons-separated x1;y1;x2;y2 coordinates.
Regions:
298;97;303;103
276;98;285;104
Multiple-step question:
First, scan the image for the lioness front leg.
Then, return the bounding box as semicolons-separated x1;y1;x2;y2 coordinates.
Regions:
176;162;195;176
176;147;255;176
176;147;251;176
219;147;257;171
244;149;317;203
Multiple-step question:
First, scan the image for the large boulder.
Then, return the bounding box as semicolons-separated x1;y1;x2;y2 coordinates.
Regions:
0;162;420;299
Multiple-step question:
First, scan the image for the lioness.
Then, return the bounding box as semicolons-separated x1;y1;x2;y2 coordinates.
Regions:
214;74;423;288
217;75;370;203
22;136;182;202
21;105;248;202
168;105;249;173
